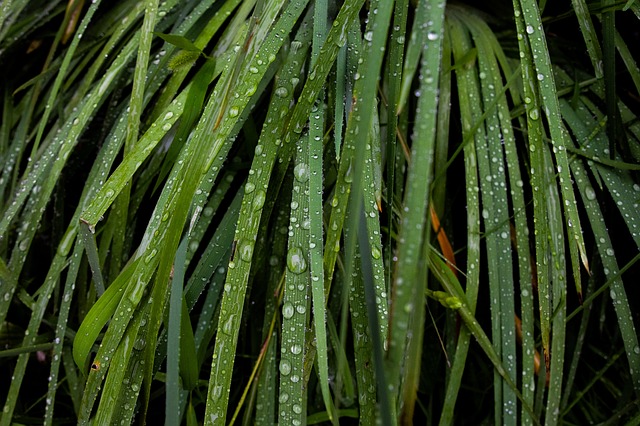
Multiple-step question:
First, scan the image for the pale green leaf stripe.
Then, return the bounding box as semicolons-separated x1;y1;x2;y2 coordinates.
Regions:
387;0;445;413
518;0;587;301
278;136;311;425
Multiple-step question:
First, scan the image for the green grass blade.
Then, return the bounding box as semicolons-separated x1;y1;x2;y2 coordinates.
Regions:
387;0;445;416
203;1;313;423
309;0;334;419
278;135;311;425
518;0;588;301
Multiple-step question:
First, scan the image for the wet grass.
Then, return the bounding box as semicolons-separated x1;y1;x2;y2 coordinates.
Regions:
0;0;639;424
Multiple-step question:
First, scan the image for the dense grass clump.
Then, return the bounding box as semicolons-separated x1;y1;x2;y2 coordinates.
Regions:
1;0;639;424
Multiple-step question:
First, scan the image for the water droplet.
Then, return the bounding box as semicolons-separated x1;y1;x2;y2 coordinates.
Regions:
371;247;381;259
249;67;259;74
529;109;539;120
245;182;255;193
253;190;266;210
279;360;292;376
228;106;239;117
275;87;289;98
163;111;174;120
294;163;310;182
585;186;596;200
162;123;172;131
537;73;544;81
290;344;302;354
287;247;307;274
223;314;235;334
238;240;254;262
282;302;294;319
427;31;439;41
364;31;373;41
526;25;534;34
145;249;158;263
